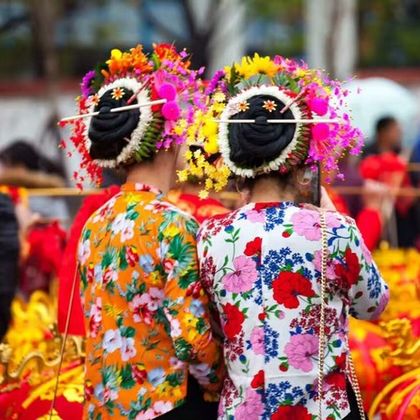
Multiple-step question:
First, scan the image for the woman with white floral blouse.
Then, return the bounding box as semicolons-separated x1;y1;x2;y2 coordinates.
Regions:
188;54;390;419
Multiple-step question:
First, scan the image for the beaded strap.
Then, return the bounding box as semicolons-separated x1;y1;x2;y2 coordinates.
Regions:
318;211;365;420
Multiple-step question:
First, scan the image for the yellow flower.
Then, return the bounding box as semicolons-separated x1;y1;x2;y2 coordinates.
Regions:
204;137;218;155
205;178;214;190
199;190;209;199
110;48;122;60
183;313;198;327
174;119;187;135
163;224;180;238
235;53;279;79
202;119;218;137
177;170;188;182
213;92;226;103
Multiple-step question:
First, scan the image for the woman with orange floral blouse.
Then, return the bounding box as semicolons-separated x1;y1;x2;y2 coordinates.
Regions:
61;44;224;419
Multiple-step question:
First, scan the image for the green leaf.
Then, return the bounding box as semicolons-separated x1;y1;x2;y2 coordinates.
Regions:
173;338;193;361
119;247;128;270
120;365;135;389
121;326;136;338
178;270;198;289
166;371;184;387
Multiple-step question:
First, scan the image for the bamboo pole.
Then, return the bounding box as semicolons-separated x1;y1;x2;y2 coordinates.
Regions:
22;186;420;198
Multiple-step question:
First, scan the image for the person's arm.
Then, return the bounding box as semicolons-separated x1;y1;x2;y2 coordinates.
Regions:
344;221;389;320
159;212;224;399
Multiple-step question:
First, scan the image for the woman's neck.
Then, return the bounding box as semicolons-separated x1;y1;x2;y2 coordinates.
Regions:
126;152;177;194
248;177;297;203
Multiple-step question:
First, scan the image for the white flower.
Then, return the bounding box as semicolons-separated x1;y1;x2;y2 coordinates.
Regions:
121;337;137;361
120;219;135;242
102;329;122;353
78;239;91;265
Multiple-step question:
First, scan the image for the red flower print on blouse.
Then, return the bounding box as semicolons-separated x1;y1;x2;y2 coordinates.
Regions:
244;237;262;257
325;372;346;389
271;404;312;420
251;369;265;388
223;303;245;340
272;272;315;309
334;247;360;287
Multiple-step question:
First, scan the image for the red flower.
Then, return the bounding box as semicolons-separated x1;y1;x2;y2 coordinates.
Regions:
334;247;360;287
223;303;245;340
335;353;346;370
126;245;139;266
272;405;312;420
132;364;147;384
325;372;346;389
251;370;264;388
244;237;262;257
272;272;315;309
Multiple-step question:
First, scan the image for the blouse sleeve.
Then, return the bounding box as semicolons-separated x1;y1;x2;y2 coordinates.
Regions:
344;221;390;320
159;212;225;397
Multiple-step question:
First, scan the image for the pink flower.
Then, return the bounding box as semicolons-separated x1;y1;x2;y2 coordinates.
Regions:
284;334;318;372
145;287;164;311
223;256;257;293
162;101;181;120
291;210;340;241
153;401;173;415
158;83;177;101
246;209;265;223
130;294;153;324
307;97;329;116
234;388;264;419
89;297;102;338
313;250;337;279
250;327;264;355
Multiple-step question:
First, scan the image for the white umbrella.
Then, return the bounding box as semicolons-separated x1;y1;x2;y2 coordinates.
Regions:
345;77;419;148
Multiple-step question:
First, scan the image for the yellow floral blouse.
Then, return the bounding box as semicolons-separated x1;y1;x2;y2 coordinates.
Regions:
78;183;224;419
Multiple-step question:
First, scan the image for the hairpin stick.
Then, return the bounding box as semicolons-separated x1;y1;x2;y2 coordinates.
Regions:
127;79;151;105
215;118;339;124
60;99;167;123
280;89;307;114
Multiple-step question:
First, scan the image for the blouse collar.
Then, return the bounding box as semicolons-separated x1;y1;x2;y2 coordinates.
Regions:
121;182;163;198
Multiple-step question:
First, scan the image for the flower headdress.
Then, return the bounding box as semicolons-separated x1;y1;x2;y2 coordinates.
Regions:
59;43;206;186
179;53;363;197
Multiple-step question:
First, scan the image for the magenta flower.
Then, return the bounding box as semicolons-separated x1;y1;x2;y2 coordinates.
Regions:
81;70;96;98
223;256;257;293
284;334;318;372
250;327;264;355
234;388;264;419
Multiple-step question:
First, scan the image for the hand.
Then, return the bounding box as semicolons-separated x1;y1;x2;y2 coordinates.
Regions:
362;180;389;210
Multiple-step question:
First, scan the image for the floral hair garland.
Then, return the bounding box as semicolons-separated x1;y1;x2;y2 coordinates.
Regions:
179;53;363;197
59;44;206;186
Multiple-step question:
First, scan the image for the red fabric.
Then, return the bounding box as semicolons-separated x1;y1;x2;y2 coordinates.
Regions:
175;193;228;223
20;221;66;298
58;186;120;336
356;208;382;251
360;152;413;216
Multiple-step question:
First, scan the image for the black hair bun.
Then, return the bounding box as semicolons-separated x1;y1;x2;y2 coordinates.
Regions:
88;89;140;161
228;94;296;168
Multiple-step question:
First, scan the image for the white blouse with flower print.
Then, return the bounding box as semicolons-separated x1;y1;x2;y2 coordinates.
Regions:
197;202;389;420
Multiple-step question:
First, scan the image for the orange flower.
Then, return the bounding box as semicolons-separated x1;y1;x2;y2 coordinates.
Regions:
262;99;277;112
